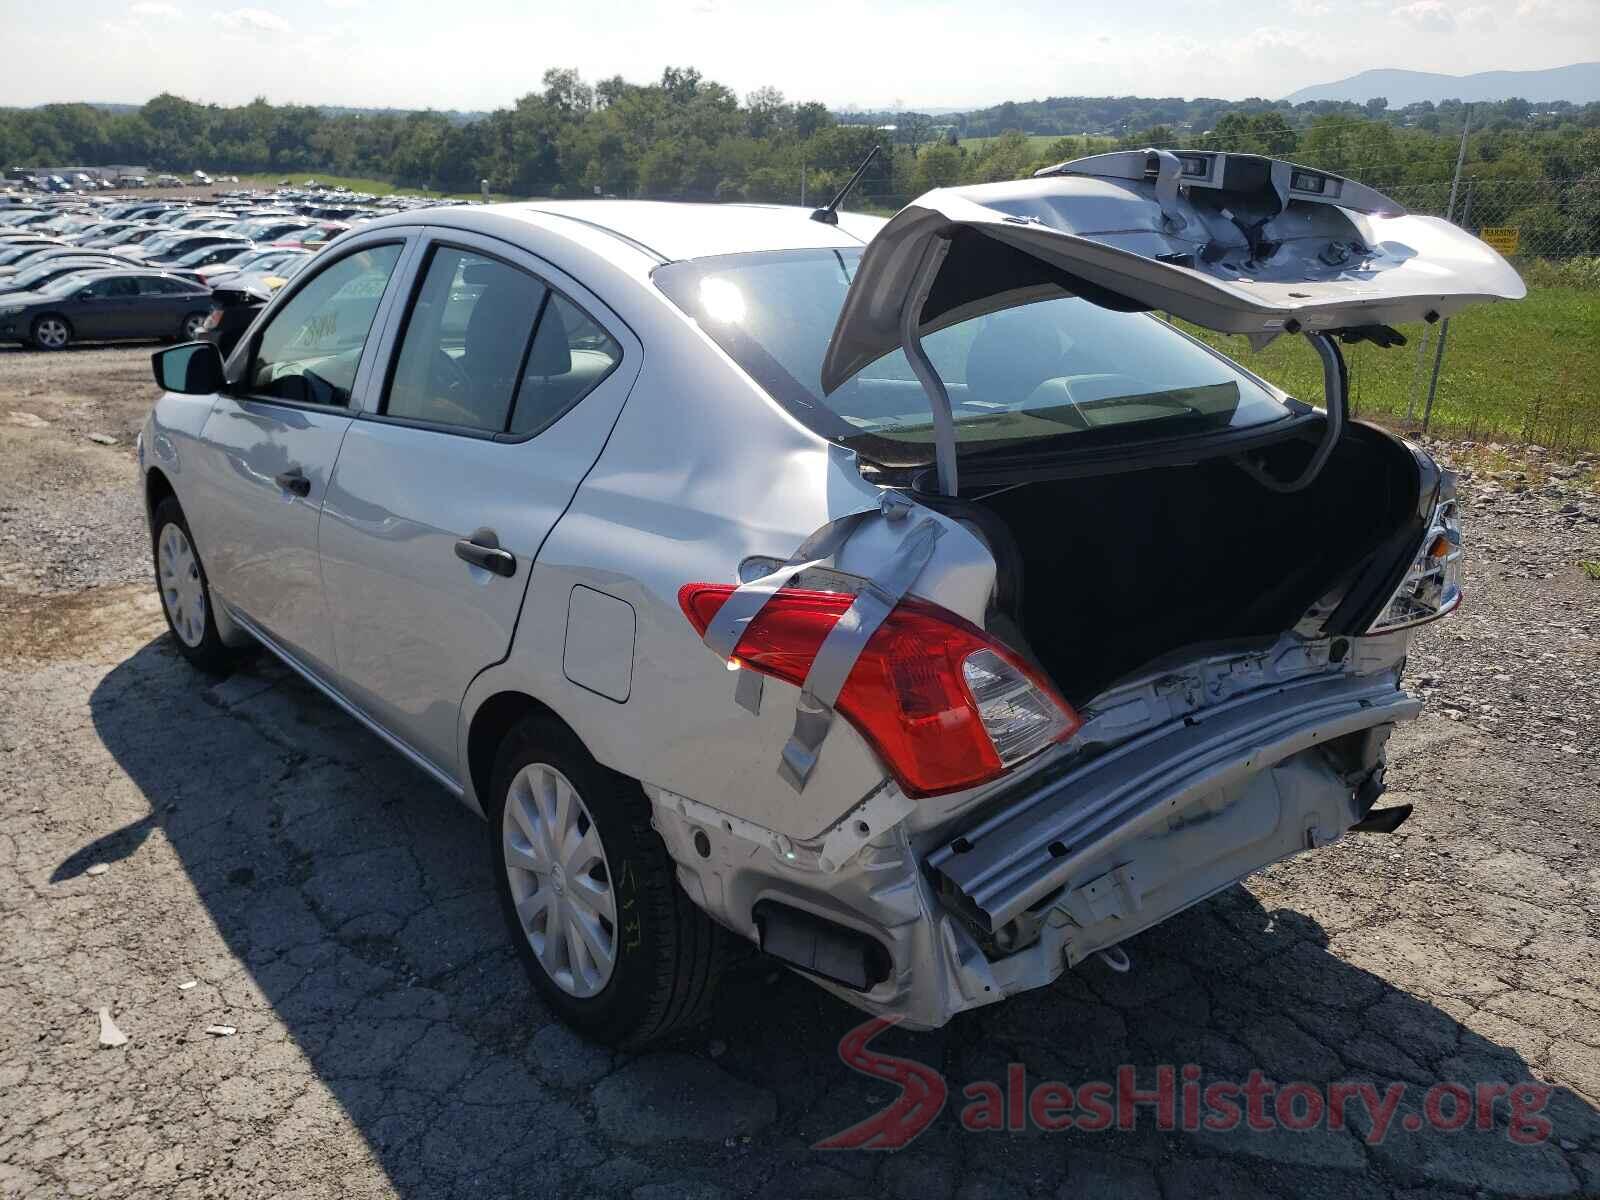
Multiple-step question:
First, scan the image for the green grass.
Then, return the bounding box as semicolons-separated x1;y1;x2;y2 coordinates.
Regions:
1182;285;1600;452
1581;561;1600;582
234;173;506;202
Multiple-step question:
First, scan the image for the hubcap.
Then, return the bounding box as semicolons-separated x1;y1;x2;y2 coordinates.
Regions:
184;315;206;339
36;319;67;349
157;523;207;648
501;763;618;998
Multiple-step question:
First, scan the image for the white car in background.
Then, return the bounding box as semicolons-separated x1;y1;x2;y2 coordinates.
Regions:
139;151;1521;1045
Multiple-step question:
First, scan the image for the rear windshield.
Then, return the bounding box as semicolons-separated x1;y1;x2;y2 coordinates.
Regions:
656;248;1293;466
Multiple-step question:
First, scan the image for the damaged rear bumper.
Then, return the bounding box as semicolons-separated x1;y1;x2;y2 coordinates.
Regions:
925;673;1420;967
650;671;1418;1029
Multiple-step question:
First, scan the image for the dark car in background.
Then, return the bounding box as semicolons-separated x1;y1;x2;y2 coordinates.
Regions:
0;256;137;295
0;244;133;278
194;245;307;284
80;225;168;250
129;233;251;267
0;241;67;270
0;268;212;350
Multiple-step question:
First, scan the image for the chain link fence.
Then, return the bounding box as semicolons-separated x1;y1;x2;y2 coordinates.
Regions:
1387;177;1600;262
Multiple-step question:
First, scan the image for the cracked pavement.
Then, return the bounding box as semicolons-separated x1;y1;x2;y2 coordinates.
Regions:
2;346;1599;1198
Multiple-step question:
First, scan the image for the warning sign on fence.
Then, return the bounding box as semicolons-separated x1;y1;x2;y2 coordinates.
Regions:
1479;226;1521;256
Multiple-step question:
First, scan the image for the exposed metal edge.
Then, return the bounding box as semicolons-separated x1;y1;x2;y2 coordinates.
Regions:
932;670;1371;865
222;602;465;800
931;681;1418;931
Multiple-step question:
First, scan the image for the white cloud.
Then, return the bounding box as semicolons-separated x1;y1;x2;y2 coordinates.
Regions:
323;0;368;8
1514;0;1590;25
213;7;292;34
1392;0;1457;31
130;1;181;18
1291;0;1332;15
1458;3;1496;26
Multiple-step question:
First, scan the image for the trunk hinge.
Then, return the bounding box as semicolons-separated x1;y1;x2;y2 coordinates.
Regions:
900;234;959;497
1233;330;1347;494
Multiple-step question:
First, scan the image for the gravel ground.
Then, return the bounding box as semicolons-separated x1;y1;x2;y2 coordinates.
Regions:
1;345;1598;1199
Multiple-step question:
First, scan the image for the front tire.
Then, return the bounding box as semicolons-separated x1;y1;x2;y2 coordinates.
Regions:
150;495;235;674
489;717;730;1046
30;314;71;351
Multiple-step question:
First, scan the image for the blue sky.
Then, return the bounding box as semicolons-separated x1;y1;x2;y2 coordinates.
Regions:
3;0;1597;110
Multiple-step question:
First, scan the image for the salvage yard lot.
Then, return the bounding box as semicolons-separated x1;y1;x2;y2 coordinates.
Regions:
2;343;1599;1198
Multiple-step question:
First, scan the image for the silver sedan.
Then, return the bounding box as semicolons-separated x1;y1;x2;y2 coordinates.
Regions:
139;150;1521;1045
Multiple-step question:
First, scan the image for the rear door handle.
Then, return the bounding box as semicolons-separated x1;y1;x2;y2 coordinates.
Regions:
274;469;311;497
454;528;516;578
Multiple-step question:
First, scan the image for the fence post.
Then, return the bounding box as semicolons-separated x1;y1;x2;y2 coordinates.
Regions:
1422;107;1473;437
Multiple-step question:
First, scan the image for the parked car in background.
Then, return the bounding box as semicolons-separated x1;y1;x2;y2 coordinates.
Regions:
80;225;166;250
272;222;349;250
167;211;240;231
155;174;181;187
131;233;251;267
195;245;308;283
0;256;140;295
65;220;142;244
0;242;68;271
0;267;211;349
163;241;256;277
117;175;148;188
0;243;139;277
225;216;314;243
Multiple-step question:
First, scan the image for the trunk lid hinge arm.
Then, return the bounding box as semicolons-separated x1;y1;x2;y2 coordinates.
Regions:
900;234;959;497
1233;330;1347;494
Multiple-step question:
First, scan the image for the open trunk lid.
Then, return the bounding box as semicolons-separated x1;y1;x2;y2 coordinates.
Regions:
820;149;1525;394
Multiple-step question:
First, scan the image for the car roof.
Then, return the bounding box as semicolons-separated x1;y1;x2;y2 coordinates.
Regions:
414;200;887;263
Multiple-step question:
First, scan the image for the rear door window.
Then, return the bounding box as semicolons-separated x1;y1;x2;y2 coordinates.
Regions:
247;243;402;407
381;245;621;437
384;247;546;433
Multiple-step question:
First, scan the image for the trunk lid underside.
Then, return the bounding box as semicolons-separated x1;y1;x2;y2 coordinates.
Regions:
821;149;1525;394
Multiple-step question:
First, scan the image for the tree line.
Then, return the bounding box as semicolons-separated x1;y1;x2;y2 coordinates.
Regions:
2;67;1596;211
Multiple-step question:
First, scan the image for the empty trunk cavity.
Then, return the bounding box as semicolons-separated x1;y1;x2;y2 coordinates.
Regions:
927;424;1421;706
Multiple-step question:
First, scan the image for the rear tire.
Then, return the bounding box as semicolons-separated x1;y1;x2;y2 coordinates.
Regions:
179;311;208;342
489;716;730;1046
150;495;236;674
30;314;71;351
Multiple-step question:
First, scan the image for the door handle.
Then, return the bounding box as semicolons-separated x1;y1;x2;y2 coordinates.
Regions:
454;528;516;578
274;470;311;497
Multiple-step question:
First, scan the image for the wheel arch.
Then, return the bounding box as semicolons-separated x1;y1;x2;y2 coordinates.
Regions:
145;464;176;522
465;690;586;818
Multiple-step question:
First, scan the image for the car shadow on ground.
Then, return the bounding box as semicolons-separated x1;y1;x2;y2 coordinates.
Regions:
79;635;1599;1198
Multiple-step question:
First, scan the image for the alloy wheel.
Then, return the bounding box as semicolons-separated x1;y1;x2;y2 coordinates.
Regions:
34;318;68;349
182;313;207;340
157;522;207;648
501;762;618;998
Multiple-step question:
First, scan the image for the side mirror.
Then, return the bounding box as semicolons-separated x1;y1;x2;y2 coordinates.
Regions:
152;340;225;394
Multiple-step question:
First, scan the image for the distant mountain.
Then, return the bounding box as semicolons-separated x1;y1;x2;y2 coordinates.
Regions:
1284;63;1600;107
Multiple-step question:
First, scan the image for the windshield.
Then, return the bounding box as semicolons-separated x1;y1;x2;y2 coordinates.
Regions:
655;248;1293;466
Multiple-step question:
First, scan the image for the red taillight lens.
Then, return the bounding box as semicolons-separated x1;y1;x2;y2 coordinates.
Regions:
679;584;1080;798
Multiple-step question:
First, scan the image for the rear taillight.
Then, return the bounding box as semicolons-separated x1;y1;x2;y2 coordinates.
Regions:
202;308;223;330
679;584;1080;798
